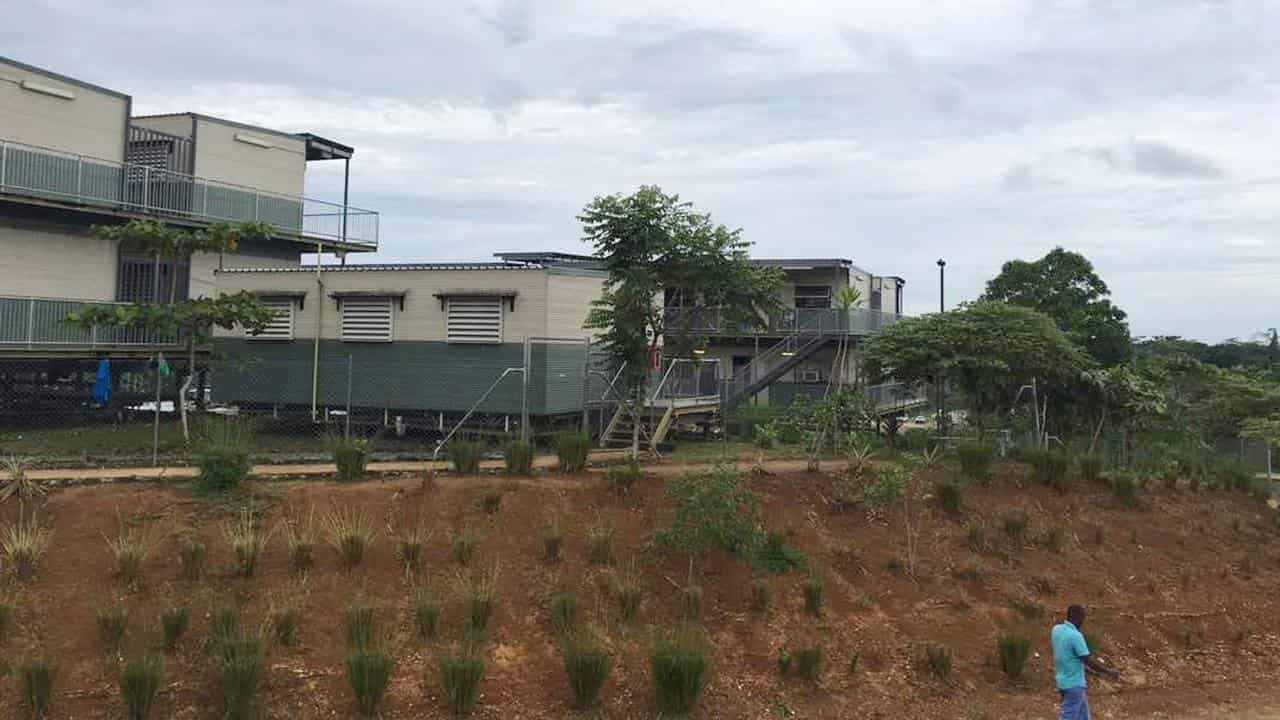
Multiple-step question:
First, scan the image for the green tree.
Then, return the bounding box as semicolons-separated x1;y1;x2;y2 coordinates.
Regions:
862;301;1093;428
580;186;784;449
67;220;279;439
982;247;1131;366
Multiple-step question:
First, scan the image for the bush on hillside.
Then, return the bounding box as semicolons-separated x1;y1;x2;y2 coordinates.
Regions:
957;441;996;483
555;432;591;474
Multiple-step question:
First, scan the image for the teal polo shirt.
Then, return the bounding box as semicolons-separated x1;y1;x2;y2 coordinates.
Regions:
1051;621;1090;690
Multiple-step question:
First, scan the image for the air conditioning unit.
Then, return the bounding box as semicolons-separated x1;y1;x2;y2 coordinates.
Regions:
800;369;821;383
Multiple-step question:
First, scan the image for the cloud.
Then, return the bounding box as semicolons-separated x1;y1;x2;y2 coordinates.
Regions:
0;0;1277;341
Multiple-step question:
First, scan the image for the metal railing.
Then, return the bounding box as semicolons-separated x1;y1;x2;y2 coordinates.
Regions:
665;306;901;337
0;295;180;348
650;358;721;403
0;138;378;248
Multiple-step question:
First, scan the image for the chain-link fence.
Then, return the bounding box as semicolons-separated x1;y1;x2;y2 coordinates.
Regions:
0;337;595;466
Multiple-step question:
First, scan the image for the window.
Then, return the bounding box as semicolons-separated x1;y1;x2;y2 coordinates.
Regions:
799;368;822;383
248;299;294;341
794;285;832;309
446;296;503;343
340;297;394;342
117;254;189;303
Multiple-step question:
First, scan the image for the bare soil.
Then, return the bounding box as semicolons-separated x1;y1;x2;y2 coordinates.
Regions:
1;462;1279;719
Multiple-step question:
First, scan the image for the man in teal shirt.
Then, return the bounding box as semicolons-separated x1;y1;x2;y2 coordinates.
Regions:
1051;605;1120;719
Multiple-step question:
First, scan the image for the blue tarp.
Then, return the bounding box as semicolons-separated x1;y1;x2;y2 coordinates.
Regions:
92;358;110;405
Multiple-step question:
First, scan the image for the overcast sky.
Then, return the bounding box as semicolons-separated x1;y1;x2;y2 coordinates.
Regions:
5;1;1278;341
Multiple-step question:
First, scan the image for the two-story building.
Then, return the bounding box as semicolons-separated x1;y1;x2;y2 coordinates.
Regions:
0;56;377;418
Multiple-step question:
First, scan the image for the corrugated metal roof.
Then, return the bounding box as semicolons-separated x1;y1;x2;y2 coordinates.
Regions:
218;263;545;274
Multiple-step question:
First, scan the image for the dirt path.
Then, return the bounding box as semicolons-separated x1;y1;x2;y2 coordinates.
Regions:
25;452;817;483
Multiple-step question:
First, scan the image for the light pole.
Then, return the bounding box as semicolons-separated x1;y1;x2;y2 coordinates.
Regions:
936;259;946;435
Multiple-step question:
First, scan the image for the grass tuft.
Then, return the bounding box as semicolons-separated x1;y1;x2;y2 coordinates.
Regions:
0;592;14;645
270;602;303;648
750;578;771;612
95;601;130;655
997;632;1032;682
607;461;643;495
920;642;953;682
210;604;241;645
393;524;431;574
437;642;486;717
587;523;617;565
214;628;267;720
160;606;189;653
957;441;996;483
325;508;377;568
177;532;206;581
1;513;52;581
679;584;704;622
413;586;443;641
935;480;964;514
794;645;823;683
966;523;988;553
447;439;484;475
344;602;379;650
345;644;395;720
331;435;371;482
1112;475;1140;509
193;418;253;493
562;629;611;710
651;624;709;716
223;508;265;578
802;572;824;617
613;560;644;623
479;490;502;515
1002;510;1029;545
450;526;480;566
541;520;563;563
280;510;318;573
118;651;163;720
554;432;591;474
1078;454;1104;484
14;655;56;720
106;515;153;588
502;440;534;475
548;591;578;635
463;564;500;633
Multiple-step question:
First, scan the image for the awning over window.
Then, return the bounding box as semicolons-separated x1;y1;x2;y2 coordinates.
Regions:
432;289;518;311
249;290;307;309
329;290;408;310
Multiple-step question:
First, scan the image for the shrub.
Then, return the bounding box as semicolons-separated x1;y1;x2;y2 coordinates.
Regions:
802;572;824;617
1041;527;1066;554
414;587;442;641
607;461;643;496
479;490;502;514
502;440;534;475
437;642;486;717
393;524;430;574
562;629;611;710
555;431;591;474
548;591;578;635
587;524;617;565
1;513;51;581
345;645;395;720
920;642;953;682
846;441;876;478
613;561;644;623
160;606;189;653
214;629;267;720
325;508;377;567
1214;460;1255;493
447;438;485;475
1112;474;1139;509
14;655;56;720
1078;454;1104;485
997;632;1032;681
898;427;937;453
965;523;988;553
1028;449;1071;492
957;441;996;483
651;625;709;716
450;527;480;566
177;533;206;581
332;436;372;482
210;604;240;645
751;529;807;575
541;520;563;563
464;565;500;633
1;455;46;505
847;652;860;674
118;651;163;720
1002;510;1029;544
864;465;909;511
271;603;302;648
96;602;130;655
777;650;792;675
653;464;762;558
193;418;252;492
679;584;703;621
1012;597;1045;620
106;517;153;588
934;480;964;514
750;578;771;612
727;404;775;440
794;645;823;683
344;602;379;650
224;509;264;578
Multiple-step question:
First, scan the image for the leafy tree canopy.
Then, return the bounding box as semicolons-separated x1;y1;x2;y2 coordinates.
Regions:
863;301;1093;422
982;247;1131;366
581;185;785;391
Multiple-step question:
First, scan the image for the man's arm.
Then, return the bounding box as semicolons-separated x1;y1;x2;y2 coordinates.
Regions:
1083;654;1120;679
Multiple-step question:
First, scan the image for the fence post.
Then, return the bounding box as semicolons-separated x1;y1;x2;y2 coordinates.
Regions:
345;354;353;440
26;298;34;349
0;140;6;189
153;352;163;467
520;338;531;444
75;154;83;197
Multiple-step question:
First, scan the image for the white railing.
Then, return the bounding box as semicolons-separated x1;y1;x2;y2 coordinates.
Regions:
665;306;902;337
0;295;180;348
0;138;378;248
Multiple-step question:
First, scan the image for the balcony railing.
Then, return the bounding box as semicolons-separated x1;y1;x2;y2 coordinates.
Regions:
0;295;180;349
665;306;902;336
0;138;378;249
